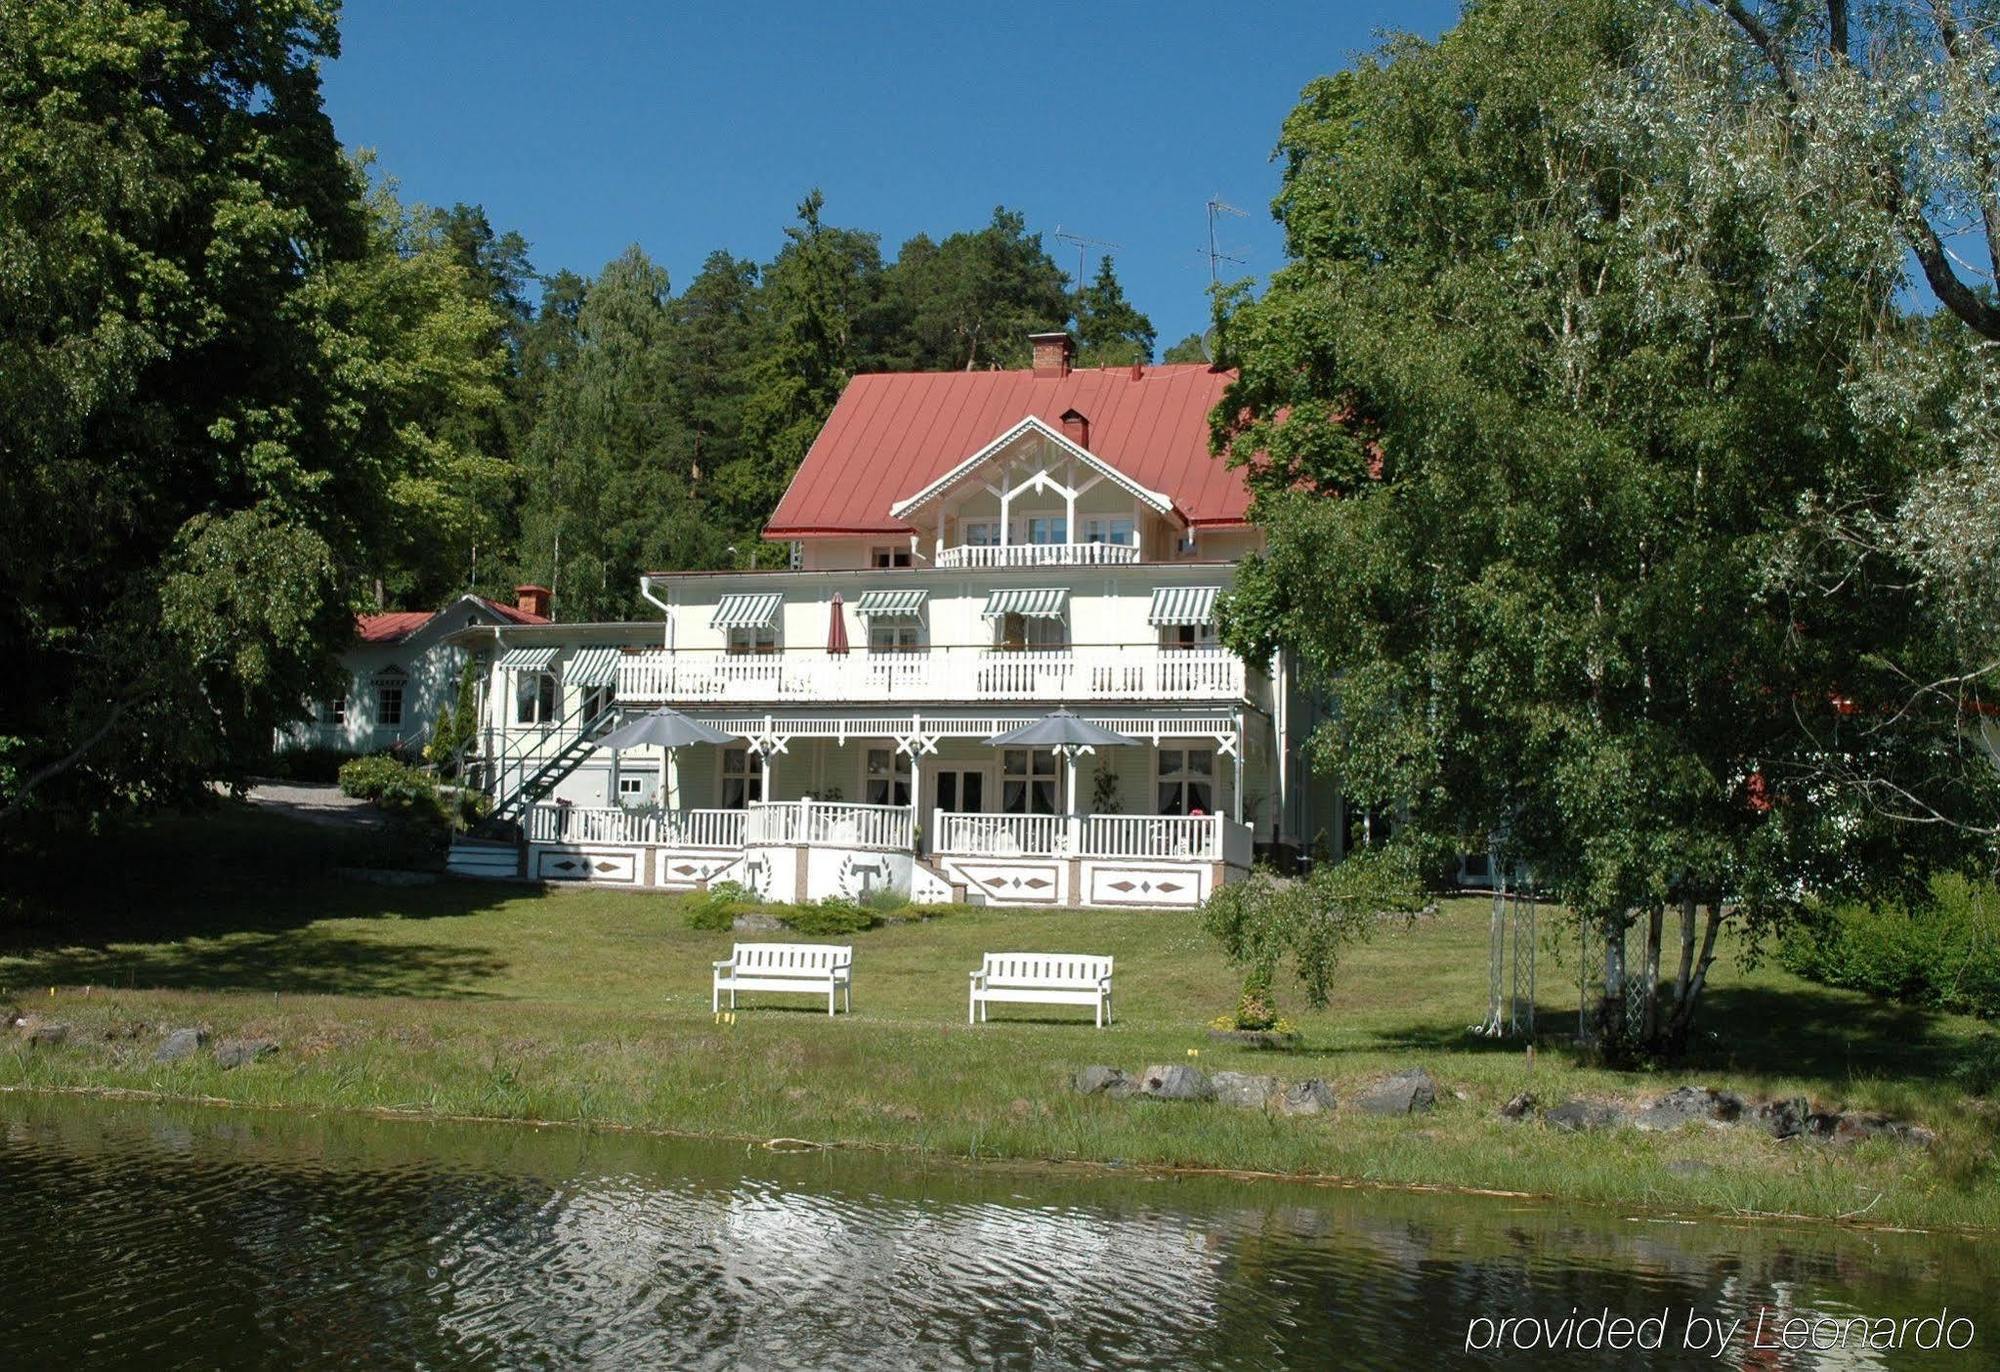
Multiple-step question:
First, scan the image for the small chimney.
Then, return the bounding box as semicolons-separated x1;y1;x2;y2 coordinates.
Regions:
514;583;553;620
1030;330;1073;379
1059;407;1090;450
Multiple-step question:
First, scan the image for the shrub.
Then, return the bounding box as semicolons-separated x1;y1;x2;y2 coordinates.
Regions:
1781;874;2000;1021
338;754;418;802
783;897;879;937
265;744;354;783
682;881;753;931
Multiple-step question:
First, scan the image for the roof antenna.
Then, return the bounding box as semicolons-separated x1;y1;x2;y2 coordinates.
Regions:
1197;195;1248;285
1053;226;1123;297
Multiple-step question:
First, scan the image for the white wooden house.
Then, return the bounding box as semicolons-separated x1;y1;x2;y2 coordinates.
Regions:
279;589;550;759
452;334;1347;906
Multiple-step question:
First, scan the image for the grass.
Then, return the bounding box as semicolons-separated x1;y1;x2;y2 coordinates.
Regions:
2;803;1995;1231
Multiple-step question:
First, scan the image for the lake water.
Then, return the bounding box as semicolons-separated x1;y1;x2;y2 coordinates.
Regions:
0;1093;1990;1370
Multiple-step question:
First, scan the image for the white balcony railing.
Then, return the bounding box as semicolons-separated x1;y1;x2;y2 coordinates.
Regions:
616;647;1248;704
525;805;744;848
746;799;914;851
933;810;1255;864
934;541;1141;569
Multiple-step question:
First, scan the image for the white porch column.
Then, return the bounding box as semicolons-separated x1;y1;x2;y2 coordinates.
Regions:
1232;713;1246;825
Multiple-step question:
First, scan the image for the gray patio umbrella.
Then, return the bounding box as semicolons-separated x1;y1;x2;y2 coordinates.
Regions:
595;708;737;808
986;709;1136;815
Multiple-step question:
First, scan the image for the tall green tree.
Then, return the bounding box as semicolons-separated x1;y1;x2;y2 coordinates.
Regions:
881;207;1071;371
1215;0;1987;1057
1074;256;1157;366
0;0;503;831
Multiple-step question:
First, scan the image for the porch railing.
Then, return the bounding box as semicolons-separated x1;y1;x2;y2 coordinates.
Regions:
933;810;1256;864
747;799;913;851
525;805;745;848
615;646;1248;704
933;541;1141;569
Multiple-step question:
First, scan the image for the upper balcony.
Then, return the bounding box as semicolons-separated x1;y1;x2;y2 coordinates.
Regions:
615;646;1258;707
933;541;1141;570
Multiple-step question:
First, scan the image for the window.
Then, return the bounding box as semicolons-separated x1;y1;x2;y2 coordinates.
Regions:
515;672;557;725
727;625;777;655
1157;748;1215;816
871;546;913;568
963;520;1000;547
997;612;1067;652
868;621;923;653
322;695;347;725
863;747;912;806
376;683;404;728
721;748;763;809
1002;748;1059;815
581;683;614;719
1025;515;1067;545
618;776;646;798
1161;623;1218;651
1083;516;1135;546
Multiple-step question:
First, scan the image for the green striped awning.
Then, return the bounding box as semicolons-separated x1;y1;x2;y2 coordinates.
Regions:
565;646;622;688
497;646;558;670
853;588;929;619
1147;585;1221;627
980;587;1068;620
710;592;783;630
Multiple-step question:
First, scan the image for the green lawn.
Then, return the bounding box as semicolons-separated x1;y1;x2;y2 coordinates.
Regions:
2;805;1993;1230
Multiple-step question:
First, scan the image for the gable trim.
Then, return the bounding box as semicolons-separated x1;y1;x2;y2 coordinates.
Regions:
887;416;1180;523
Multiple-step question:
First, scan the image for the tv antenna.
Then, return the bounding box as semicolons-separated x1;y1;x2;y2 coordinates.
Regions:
1053;226;1123;293
1198;195;1249;284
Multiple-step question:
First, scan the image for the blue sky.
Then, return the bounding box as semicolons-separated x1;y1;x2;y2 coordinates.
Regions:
321;1;1460;350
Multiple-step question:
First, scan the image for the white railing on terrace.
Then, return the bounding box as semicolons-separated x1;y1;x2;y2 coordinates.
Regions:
935;811;1069;858
526;805;746;848
933;810;1257;865
934;541;1142;569
747;799;913;851
616;646;1247;704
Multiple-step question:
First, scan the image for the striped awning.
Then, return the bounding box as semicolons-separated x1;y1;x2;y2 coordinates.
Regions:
853;588;929;619
1148;585;1221;627
980;587;1068;620
710;592;783;630
496;646;558;670
565;646;622;688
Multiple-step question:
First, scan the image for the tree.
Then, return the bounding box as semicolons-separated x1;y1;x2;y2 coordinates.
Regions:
0;0;504;832
1163;332;1210;364
881;208;1071;371
1074;256;1157;366
1214;0;1989;1059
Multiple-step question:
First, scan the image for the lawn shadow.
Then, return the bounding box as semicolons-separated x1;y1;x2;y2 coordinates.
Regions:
0;802;522;999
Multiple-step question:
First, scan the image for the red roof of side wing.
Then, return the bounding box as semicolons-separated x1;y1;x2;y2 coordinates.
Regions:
763;363;1246;538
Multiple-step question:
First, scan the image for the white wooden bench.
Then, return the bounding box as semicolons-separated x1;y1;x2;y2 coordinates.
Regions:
712;942;852;1016
968;953;1114;1027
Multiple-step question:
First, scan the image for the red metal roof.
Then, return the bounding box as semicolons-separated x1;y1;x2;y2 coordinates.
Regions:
355;596;547;644
764;363;1246;538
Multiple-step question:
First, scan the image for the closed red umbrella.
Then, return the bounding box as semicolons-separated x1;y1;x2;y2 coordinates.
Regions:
827;591;850;656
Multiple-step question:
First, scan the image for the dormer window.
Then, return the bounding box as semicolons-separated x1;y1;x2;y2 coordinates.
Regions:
870;546;912;568
1083;517;1135;546
1025;515;1066;545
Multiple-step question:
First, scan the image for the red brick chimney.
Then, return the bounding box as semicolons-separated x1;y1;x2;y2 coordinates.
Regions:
1059;407;1090;450
514;584;553;620
1030;331;1073;379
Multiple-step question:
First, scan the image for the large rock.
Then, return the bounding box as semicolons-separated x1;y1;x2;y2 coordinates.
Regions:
1210;1071;1280;1109
1072;1065;1135;1097
1544;1099;1626;1132
154;1028;209;1064
213;1037;278;1070
1812;1111;1936;1149
1137;1064;1214;1102
1355;1068;1436;1116
24;1021;70;1048
1499;1091;1538;1121
1752;1096;1810;1140
1276;1079;1337;1116
731;913;785;932
1635;1085;1744;1132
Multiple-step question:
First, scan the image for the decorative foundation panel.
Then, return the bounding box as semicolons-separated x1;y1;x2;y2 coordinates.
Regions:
940;857;1069;907
653;848;741;891
531;845;641;885
1080;861;1210;908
